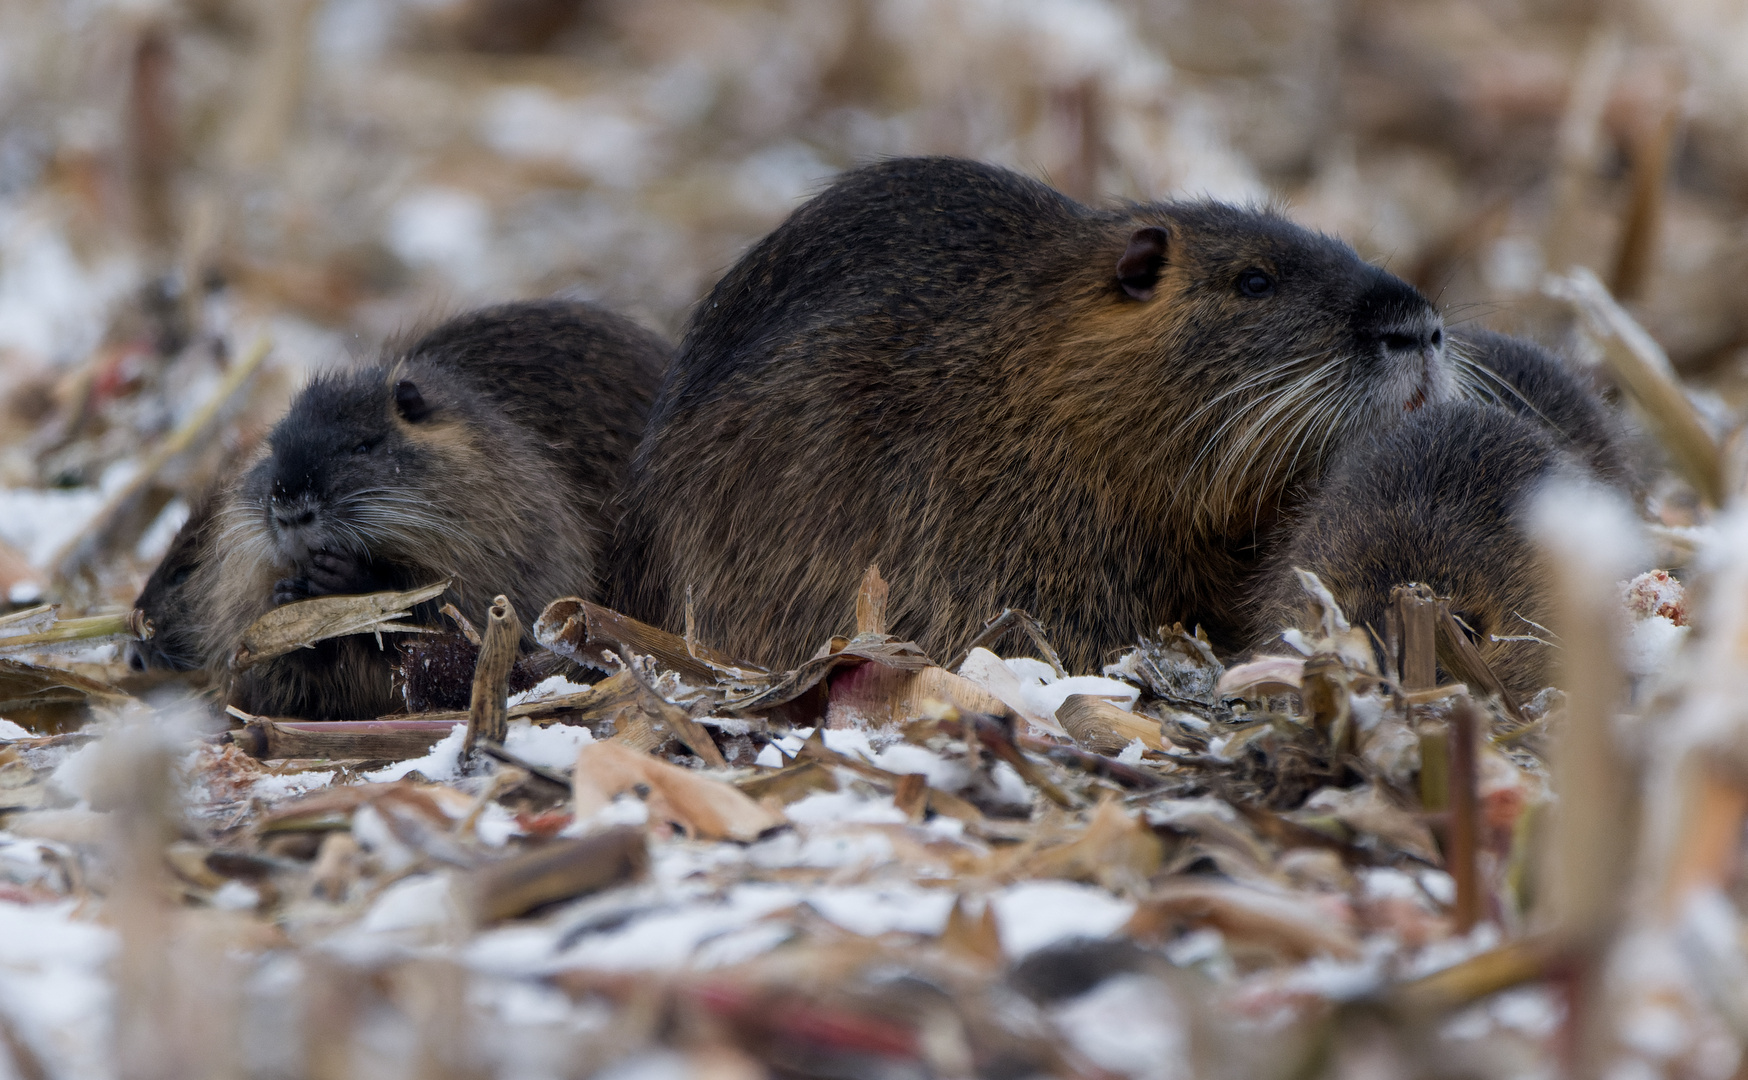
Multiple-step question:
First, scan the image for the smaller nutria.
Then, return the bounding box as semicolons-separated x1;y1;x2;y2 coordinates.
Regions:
126;486;226;673
1245;334;1636;693
196;300;669;720
1446;329;1636;492
611;157;1464;673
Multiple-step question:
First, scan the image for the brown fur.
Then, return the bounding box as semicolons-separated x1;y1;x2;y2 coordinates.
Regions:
609;157;1459;672
191;300;668;720
126;484;228;673
1244;402;1583;693
1245;332;1636;694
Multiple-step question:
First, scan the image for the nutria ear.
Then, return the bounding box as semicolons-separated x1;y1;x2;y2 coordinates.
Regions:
394;379;432;422
1116;226;1169;301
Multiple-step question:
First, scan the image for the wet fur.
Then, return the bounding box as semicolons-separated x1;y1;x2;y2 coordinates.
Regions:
198;300;668;720
1246;333;1634;693
610;157;1452;672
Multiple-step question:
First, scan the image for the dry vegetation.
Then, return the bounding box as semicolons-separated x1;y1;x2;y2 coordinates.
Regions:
0;0;1747;1077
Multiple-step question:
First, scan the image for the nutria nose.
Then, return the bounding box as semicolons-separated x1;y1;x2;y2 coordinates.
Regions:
125;644;147;672
1376;313;1445;358
273;508;316;530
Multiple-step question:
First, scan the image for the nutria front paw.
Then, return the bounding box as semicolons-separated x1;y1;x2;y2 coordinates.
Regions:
271;577;313;606
304;550;374;595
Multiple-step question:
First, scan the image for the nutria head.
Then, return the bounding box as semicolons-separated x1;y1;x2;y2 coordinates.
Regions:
1074;202;1453;533
235;363;527;604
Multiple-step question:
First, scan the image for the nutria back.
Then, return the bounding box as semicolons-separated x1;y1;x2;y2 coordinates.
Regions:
610;157;1460;672
194;300;668;720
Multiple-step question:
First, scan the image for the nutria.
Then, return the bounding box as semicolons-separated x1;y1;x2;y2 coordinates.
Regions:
126;485;226;673
1243;401;1604;694
199;300;668;720
1446;329;1637;492
1246;331;1637;693
609;156;1462;673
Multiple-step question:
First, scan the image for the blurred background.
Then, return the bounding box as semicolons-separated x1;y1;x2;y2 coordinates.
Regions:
0;0;1740;610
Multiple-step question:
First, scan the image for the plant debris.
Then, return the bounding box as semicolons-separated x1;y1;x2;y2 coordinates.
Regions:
0;0;1745;1076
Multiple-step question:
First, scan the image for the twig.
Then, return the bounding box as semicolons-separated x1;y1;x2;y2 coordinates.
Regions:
464;827;648;924
945;608;1068;678
474;740;572;794
230;580;448;670
0;611;137;653
1390;585;1440;690
854;563;888;636
1544;268;1724;505
1609;99;1681;302
1448;697;1483;933
535;597;762;684
612;648;728;769
465;596;519;753
1435;602;1526;725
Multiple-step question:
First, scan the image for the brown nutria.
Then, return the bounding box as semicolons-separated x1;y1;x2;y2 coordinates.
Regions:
1446;329;1638;493
126;484;227;673
1245;331;1637;694
1242;400;1604;694
608;156;1461;673
198;299;668;720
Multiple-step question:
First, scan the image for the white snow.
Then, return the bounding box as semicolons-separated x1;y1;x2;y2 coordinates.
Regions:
991;881;1135;958
360;873;463;934
366;723;467;783
0;487;108;568
212;881;261;911
1053;974;1189;1080
250;770;336;801
804;883;957;937
783;790;908;826
502;719;593;771
48;739;103;803
0;899;115;1080
509;675;594;706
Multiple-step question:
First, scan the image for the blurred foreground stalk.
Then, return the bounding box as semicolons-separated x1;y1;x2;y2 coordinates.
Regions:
1534;486;1644;1080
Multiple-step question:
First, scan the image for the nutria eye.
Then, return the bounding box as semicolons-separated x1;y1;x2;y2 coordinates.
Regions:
1236;269;1276;298
168;564;194;586
394;379;432;421
353;441;373;455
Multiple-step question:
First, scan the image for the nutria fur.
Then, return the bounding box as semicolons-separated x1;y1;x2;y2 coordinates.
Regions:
1244;401;1597;693
1448;329;1636;492
1245;331;1636;692
126;484;226;673
609;156;1460;672
201;300;668;720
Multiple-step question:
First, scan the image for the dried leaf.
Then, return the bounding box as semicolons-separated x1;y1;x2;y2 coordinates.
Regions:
1128;880;1361;961
574;741;784;842
231;580;450;670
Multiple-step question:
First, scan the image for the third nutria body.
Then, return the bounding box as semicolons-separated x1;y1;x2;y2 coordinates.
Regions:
1245;332;1636;693
610;157;1461;672
202;300;668;720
